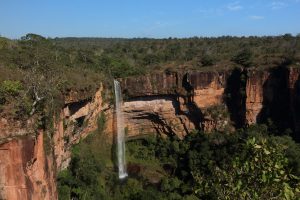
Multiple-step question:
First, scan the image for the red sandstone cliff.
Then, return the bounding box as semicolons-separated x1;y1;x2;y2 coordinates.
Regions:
120;67;300;138
245;70;270;124
288;68;300;141
245;67;300;140
53;84;112;170
0;66;299;199
120;70;232;137
0;132;56;200
0;84;110;200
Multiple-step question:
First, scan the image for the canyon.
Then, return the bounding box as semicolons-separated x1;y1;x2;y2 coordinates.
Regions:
121;67;300;140
0;66;299;199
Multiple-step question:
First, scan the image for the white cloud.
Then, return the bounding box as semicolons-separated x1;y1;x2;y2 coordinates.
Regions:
249;15;265;20
227;2;243;11
270;1;287;9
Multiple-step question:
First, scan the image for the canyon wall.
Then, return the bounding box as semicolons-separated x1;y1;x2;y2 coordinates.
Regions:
0;132;56;200
53;84;112;171
287;68;300;141
120;67;300;140
120;70;232;138
245;67;300;140
245;70;269;124
0;66;299;199
0;84;111;199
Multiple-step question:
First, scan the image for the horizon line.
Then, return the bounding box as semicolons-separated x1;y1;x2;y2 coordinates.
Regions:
1;32;299;40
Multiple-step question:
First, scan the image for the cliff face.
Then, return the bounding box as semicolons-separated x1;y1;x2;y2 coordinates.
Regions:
120;67;300;140
245;67;300;140
120;70;228;101
123;96;194;139
1;66;299;199
245;70;270;124
53;84;111;170
0;84;110;200
0;132;56;200
287;68;300;141
120;70;232;137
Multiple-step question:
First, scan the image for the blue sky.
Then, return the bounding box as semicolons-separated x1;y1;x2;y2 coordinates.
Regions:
0;0;299;38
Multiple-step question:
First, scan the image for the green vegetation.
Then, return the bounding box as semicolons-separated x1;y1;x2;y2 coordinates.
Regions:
1;33;300;199
200;54;216;66
0;33;299;121
0;80;23;96
58;113;113;199
231;48;253;67
58;124;300;200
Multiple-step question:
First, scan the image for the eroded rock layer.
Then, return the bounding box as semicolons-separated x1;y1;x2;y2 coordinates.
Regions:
123;96;194;139
0;132;56;200
1;66;300;200
0;84;110;199
120;67;300;139
245;70;270;124
120;70;232;137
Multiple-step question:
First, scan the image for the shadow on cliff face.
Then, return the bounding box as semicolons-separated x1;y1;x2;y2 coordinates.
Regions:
292;74;300;141
67;98;91;116
181;73;204;130
257;66;293;136
224;68;247;128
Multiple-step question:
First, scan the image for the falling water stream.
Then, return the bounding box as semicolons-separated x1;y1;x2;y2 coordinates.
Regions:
114;80;128;179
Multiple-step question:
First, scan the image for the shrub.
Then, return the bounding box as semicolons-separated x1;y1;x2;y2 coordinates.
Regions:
192;134;300;199
201;54;215;66
0;80;22;96
232;48;253;67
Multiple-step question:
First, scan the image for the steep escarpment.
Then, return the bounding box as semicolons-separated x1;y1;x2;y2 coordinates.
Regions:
0;84;111;200
120;67;300;141
123;96;194;139
0;132;56;200
245;67;300;140
53;84;112;170
120;70;233;137
288;68;300;141
245;70;269;125
1;65;300;200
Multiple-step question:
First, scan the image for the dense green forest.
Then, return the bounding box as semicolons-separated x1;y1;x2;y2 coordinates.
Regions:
57;120;300;199
1;34;300;199
1;33;300;120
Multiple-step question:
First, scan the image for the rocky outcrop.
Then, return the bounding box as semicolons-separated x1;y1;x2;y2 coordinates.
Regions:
243;67;300;140
0;84;110;199
120;70;231;137
53;84;112;170
123;96;194;139
0;117;35;143
0;132;56;200
120;67;300;140
120;70;229;99
245;70;270;124
1;66;300;200
189;71;227;108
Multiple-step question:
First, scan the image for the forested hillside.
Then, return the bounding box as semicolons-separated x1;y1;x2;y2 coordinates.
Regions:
1;33;299;121
1;34;300;200
57;123;300;199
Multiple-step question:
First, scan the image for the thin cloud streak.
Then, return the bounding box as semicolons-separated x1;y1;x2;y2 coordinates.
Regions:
270;1;287;9
249;15;264;20
227;1;243;11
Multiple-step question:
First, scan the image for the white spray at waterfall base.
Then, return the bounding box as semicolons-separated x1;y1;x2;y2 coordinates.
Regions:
114;80;128;179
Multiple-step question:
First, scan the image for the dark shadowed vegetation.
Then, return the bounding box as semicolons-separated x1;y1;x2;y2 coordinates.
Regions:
58;124;300;200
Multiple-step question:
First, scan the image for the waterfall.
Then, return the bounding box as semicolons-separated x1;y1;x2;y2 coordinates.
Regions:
114;80;128;179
